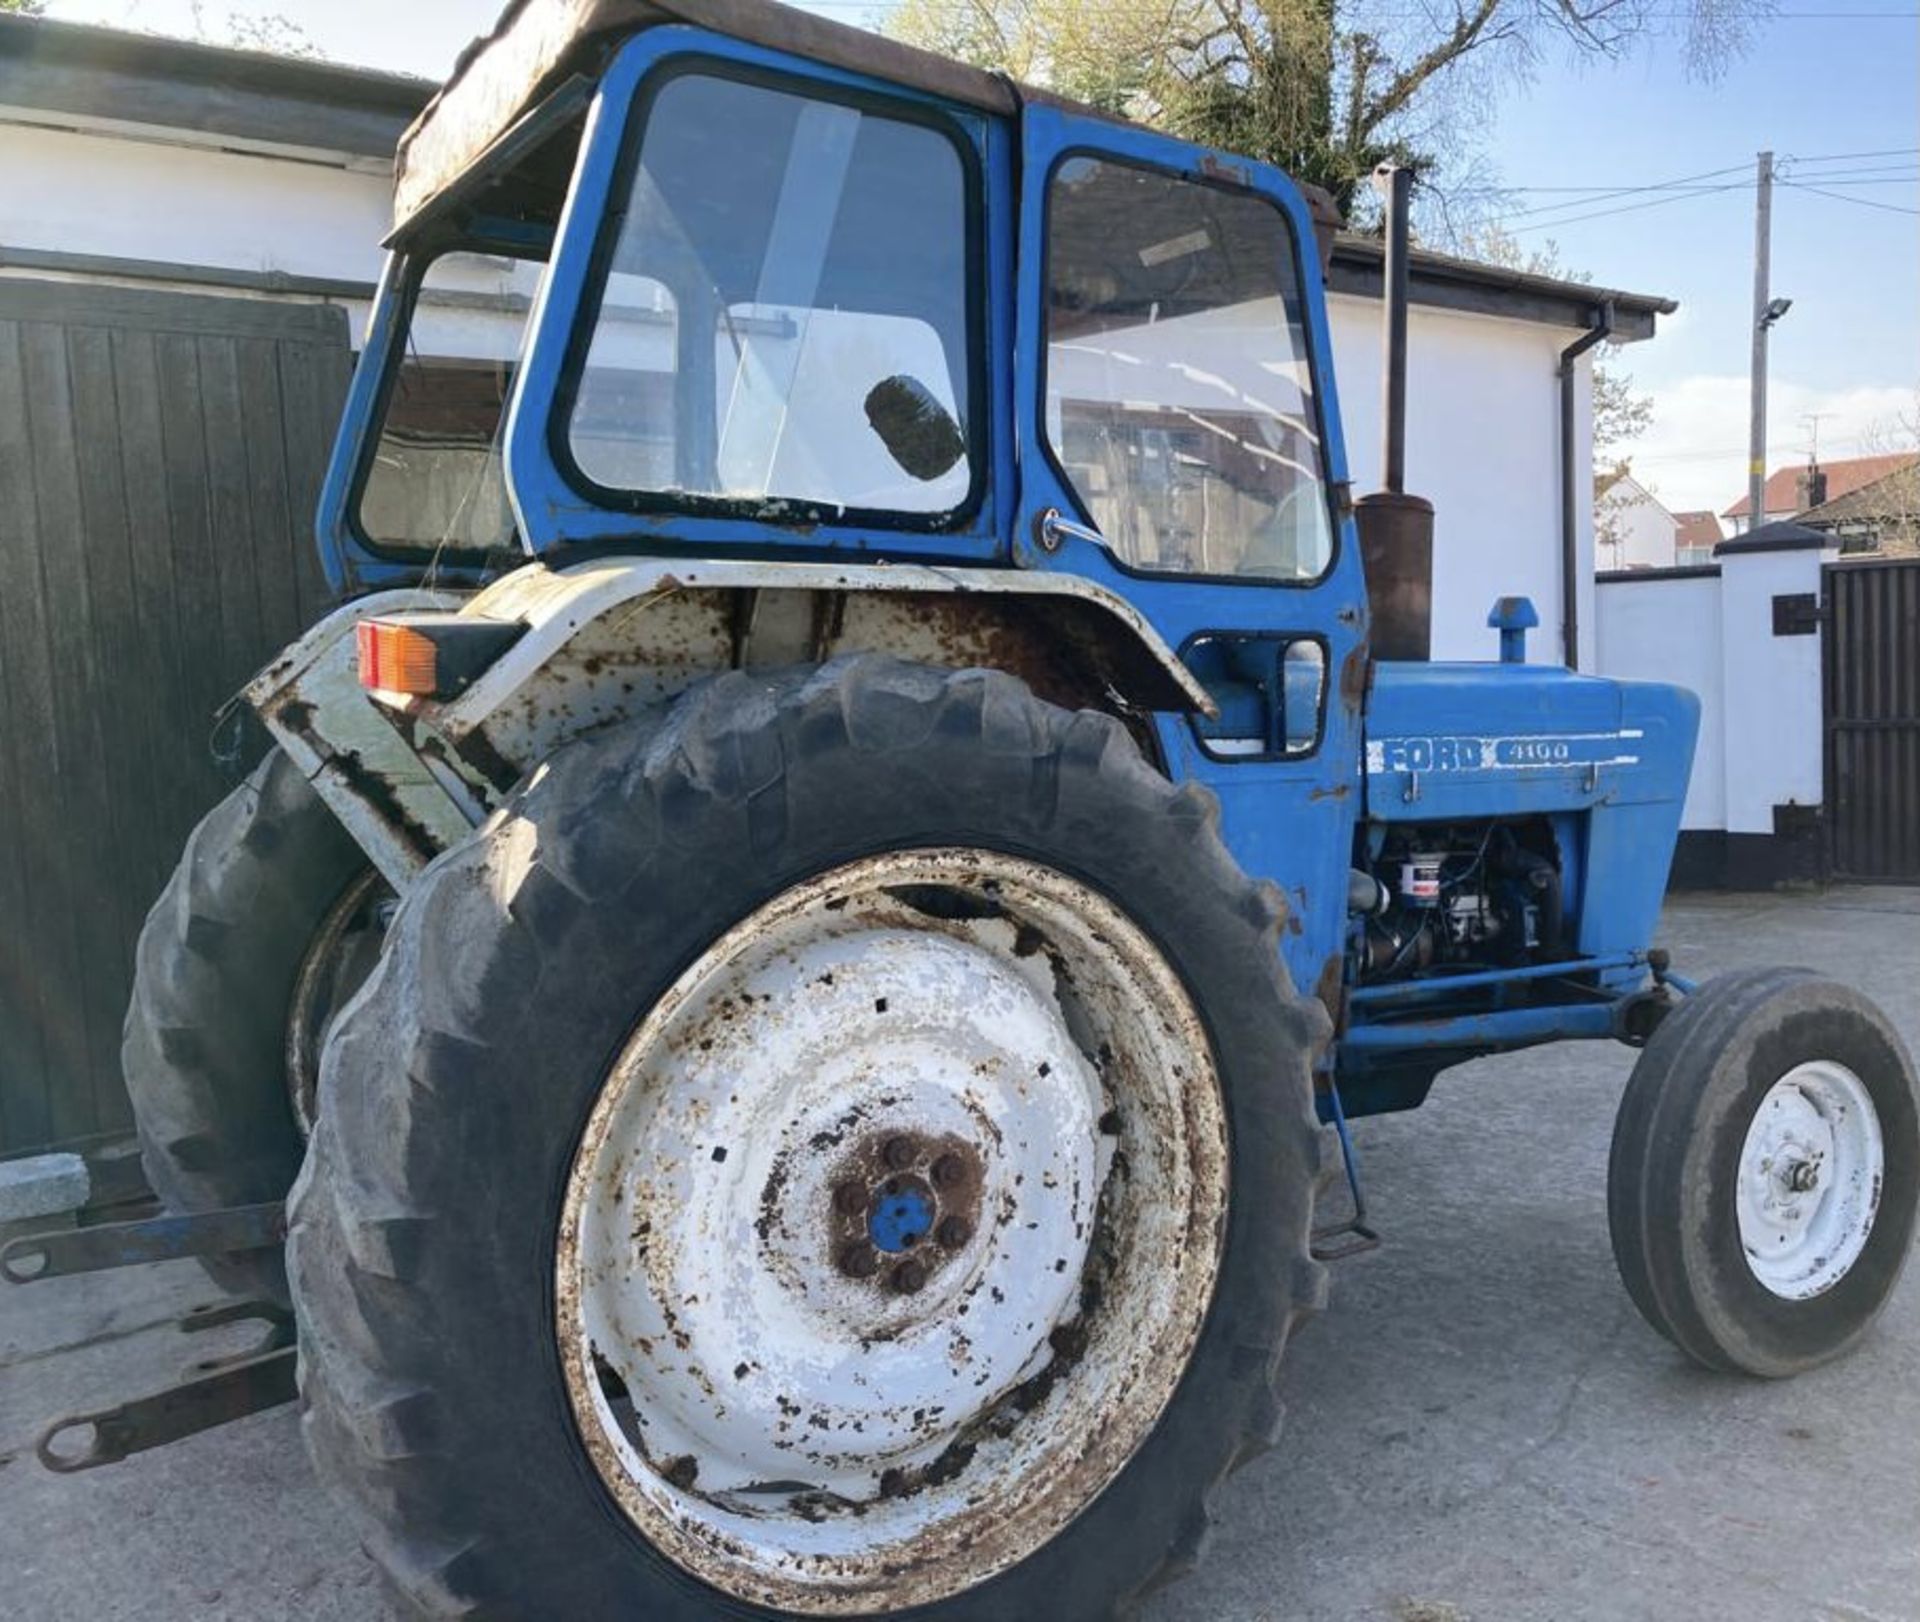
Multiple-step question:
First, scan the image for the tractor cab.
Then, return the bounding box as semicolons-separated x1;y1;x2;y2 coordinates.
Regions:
281;0;1707;1100
307;0;1375;992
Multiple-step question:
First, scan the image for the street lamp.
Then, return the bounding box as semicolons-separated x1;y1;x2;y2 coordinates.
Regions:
1759;296;1793;330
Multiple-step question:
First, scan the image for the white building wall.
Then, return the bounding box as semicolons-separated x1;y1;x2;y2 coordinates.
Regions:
1329;296;1592;667
1594;574;1725;829
0;120;391;288
1596;479;1678;572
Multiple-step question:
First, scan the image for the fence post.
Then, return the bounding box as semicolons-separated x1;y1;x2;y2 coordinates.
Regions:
1712;529;1835;885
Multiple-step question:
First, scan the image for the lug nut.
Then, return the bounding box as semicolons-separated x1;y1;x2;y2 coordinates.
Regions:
882;1136;917;1171
890;1259;927;1294
833;1180;867;1216
839;1243;878;1279
931;1152;965;1189
936;1215;971;1249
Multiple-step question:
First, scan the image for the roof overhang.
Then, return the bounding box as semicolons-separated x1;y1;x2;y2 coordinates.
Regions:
0;13;427;162
1328;237;1675;341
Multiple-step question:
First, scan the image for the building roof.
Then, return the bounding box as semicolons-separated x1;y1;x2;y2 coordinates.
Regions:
0;12;425;160
1594;470;1668;508
1714;519;1830;557
0;8;1674;340
1798;460;1920;529
1673;510;1722;550
1721;452;1917;520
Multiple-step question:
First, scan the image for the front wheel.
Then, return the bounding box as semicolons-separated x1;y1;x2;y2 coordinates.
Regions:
289;659;1329;1618
1608;967;1920;1377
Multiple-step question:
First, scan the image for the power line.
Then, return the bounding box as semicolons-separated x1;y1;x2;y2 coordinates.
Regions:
1786;146;1920;164
1498;183;1749;233
1782;180;1920;216
1491;162;1754;220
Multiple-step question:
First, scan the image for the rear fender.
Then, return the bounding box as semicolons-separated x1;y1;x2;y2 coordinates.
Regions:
244;589;474;889
247;560;1213;881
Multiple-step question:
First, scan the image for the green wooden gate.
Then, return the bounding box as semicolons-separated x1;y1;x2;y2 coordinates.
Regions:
0;279;351;1154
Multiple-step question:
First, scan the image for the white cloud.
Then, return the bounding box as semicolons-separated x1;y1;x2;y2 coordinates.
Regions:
1625;374;1920;515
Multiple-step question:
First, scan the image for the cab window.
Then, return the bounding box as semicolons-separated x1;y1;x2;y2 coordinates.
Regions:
1044;156;1333;582
358;251;543;560
565;71;978;524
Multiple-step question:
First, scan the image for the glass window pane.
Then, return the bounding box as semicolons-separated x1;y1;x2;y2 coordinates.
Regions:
1045;157;1333;582
359;252;543;556
568;73;974;519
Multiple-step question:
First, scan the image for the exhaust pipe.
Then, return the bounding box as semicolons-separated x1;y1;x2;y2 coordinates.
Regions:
1354;164;1435;662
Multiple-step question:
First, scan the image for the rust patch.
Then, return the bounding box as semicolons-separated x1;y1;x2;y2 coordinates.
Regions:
1314;952;1349;1038
1339;644;1371;714
451;722;522;796
331;748;437;862
1196;153;1252;188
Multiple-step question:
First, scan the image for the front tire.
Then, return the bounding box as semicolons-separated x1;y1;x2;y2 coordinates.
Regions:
289;659;1330;1618
1608;967;1920;1377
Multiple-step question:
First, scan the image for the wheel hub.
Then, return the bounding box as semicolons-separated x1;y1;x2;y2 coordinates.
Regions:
830;1133;981;1290
1737;1059;1884;1300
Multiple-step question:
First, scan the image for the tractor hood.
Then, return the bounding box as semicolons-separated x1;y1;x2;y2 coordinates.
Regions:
1363;662;1699;823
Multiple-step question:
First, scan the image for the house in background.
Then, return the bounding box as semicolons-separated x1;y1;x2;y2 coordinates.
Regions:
1673;509;1724;565
1721;452;1917;535
1798;459;1920;556
1594;469;1679;570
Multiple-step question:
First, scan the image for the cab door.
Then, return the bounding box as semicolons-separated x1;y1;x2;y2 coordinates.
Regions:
1013;103;1369;1005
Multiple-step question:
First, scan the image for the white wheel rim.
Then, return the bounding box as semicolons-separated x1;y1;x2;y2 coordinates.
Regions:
1736;1059;1884;1300
557;849;1229;1614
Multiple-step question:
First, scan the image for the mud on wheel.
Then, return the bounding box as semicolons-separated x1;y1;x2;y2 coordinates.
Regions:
289;658;1330;1619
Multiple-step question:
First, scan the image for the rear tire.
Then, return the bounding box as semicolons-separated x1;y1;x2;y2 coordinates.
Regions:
289;658;1330;1619
123;748;373;1303
1608;968;1920;1377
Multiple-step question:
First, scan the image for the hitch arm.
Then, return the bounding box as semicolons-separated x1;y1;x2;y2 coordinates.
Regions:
37;1346;297;1473
0;1202;286;1284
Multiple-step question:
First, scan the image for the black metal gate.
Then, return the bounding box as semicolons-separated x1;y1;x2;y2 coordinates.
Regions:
0;280;351;1154
1825;556;1920;882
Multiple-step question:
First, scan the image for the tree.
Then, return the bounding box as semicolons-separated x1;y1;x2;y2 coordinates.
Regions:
887;0;1773;216
0;1;50;15
186;3;326;58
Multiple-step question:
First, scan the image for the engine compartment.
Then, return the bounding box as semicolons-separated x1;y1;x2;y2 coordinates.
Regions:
1350;818;1567;987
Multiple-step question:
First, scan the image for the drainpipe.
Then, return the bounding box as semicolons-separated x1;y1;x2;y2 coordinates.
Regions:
1558;301;1614;670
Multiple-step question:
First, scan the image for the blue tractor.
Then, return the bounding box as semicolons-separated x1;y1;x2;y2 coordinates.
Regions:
84;0;1917;1614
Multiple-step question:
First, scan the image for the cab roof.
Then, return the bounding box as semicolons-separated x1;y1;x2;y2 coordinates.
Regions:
394;0;1024;232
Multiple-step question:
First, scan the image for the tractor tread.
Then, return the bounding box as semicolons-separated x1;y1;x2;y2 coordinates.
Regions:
291;657;1327;1619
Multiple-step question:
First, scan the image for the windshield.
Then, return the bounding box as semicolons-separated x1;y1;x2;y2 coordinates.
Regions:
1044;156;1333;583
357;251;544;559
563;70;978;523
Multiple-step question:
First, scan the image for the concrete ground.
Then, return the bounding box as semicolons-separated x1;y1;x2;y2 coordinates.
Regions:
3;887;1917;1622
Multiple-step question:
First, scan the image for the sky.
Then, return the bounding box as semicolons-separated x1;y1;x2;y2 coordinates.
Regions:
39;0;1920;517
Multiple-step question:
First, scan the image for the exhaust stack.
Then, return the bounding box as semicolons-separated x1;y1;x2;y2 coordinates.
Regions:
1354;164;1435;662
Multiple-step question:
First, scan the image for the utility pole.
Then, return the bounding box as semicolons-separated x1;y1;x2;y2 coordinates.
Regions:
1747;150;1775;531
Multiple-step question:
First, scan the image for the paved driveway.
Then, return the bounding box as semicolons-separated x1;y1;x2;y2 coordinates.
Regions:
5;887;1917;1621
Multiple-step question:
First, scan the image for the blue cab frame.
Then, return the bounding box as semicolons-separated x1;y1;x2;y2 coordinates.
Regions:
315;24;1700;1117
